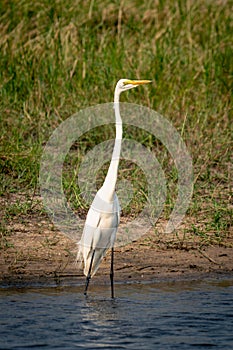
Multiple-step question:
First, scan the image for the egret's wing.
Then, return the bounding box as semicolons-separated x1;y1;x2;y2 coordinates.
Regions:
79;207;101;255
114;193;121;227
78;191;121;277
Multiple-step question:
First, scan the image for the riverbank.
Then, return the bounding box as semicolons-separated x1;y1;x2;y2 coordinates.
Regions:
1;1;232;290
1;207;232;288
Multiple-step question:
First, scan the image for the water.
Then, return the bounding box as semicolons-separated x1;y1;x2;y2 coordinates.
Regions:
0;278;233;349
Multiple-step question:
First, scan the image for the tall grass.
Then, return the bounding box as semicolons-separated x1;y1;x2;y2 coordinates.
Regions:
0;0;232;240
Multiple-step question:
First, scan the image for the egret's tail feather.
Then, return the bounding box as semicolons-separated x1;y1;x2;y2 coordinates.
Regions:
76;241;84;269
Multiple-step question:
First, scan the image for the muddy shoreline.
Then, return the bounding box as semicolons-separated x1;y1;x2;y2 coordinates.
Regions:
1;227;233;289
1;193;232;289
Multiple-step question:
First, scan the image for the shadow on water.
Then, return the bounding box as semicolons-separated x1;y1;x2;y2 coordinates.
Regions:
0;278;233;349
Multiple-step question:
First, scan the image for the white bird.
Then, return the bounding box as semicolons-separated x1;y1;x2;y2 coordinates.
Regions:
77;79;151;297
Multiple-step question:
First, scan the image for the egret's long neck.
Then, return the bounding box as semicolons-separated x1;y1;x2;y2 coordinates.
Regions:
100;94;122;202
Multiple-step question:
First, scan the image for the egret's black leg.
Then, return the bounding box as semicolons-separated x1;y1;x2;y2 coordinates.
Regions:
110;247;114;299
84;249;95;296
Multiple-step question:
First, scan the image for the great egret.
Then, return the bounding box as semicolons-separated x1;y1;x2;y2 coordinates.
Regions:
77;79;151;297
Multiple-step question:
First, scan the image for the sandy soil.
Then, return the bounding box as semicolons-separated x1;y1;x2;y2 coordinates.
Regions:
1;206;233;288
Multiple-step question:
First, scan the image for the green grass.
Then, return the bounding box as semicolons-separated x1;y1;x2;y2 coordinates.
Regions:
0;0;232;244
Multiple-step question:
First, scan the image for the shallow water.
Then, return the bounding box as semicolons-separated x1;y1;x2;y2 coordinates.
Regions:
0;278;233;349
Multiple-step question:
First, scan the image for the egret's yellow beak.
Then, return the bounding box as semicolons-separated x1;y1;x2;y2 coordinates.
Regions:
123;79;152;85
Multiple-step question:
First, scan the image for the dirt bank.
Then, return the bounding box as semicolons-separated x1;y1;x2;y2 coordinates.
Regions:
1;212;232;288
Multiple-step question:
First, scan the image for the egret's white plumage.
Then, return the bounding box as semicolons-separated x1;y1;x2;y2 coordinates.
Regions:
77;79;151;297
79;190;120;277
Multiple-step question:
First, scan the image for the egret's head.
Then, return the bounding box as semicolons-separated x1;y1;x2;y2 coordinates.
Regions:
116;79;152;93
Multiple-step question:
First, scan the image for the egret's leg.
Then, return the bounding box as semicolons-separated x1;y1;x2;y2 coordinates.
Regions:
110;247;114;299
84;249;95;296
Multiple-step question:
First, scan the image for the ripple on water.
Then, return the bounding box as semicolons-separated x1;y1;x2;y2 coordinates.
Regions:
0;278;233;349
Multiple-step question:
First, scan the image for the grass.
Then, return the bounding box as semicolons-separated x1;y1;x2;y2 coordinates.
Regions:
0;0;232;247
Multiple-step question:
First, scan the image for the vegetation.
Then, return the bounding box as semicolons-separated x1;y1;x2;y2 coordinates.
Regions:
0;0;232;247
